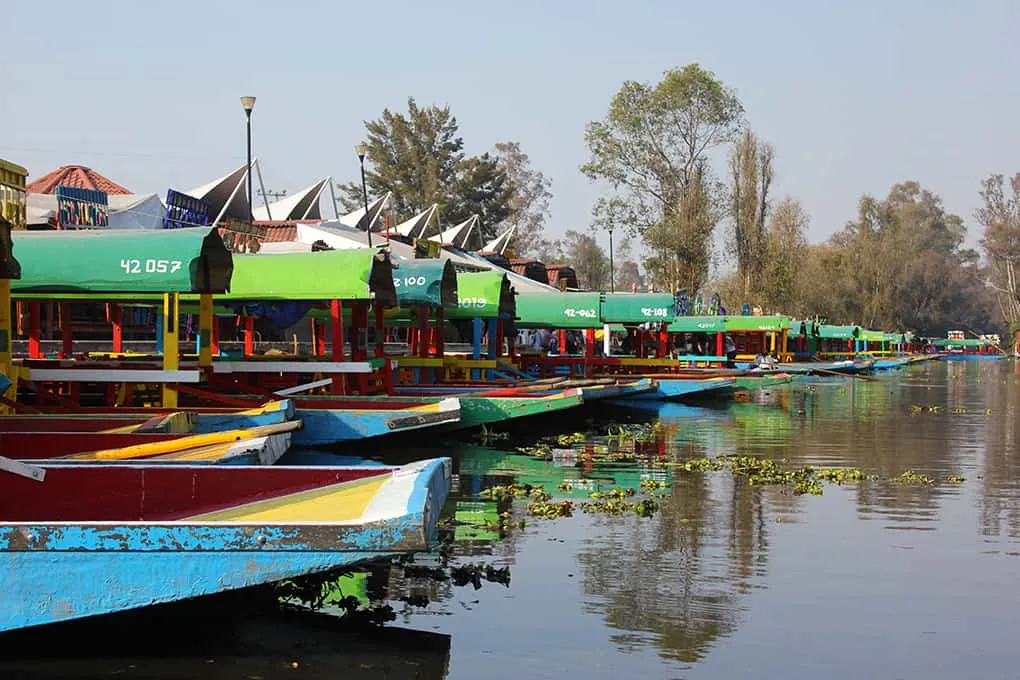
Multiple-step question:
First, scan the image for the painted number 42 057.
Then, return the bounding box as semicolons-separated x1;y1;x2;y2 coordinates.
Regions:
120;259;183;274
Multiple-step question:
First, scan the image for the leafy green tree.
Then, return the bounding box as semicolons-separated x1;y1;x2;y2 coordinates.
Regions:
582;64;744;293
729;128;774;299
812;182;993;334
339;97;512;240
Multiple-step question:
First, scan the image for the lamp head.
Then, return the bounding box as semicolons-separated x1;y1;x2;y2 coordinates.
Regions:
240;96;256;114
355;143;369;161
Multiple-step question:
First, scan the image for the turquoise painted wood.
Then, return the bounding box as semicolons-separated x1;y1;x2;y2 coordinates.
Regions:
617;377;737;401
291;398;461;446
0;458;451;633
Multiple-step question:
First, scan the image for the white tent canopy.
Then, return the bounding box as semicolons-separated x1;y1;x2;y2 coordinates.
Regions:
481;224;515;254
393;204;439;238
338;193;391;232
26;192;167;229
252;177;335;221
437;215;479;249
186;160;269;225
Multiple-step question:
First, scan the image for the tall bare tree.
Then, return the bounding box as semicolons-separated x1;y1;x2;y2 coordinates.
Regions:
760;197;808;312
977;173;1020;332
729;128;774;299
494;141;552;256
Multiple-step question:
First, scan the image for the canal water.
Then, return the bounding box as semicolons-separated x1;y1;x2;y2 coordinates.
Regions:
3;360;1019;679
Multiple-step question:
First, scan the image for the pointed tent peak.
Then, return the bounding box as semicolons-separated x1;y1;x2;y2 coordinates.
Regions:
186;160;263;226
252;177;331;221
481;223;516;255
394;204;439;238
338;192;392;232
438;214;480;249
26;165;132;195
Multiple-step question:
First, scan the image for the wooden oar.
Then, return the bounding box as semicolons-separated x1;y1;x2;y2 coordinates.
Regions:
811;366;880;381
964;328;1009;355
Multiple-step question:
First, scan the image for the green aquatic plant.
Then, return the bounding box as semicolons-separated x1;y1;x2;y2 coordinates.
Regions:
894;470;935;485
639;478;668;492
526;500;575;518
476;425;510;445
945;475;966;484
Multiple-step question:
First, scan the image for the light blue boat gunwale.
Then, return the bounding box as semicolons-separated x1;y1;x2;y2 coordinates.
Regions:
0;457;452;633
291;397;461;446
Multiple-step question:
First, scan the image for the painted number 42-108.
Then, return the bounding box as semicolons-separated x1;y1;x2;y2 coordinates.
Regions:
120;259;183;274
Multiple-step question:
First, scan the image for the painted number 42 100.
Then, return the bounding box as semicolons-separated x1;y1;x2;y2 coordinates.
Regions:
120;259;183;274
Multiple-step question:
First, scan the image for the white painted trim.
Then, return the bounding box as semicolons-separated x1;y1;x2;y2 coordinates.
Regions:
212;361;376;374
27;369;202;383
274;378;334;396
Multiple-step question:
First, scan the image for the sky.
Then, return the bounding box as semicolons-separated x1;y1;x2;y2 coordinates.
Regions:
3;0;1018;258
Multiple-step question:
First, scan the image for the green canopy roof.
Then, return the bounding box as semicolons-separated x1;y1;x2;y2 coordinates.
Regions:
933;338;987;347
858;329;887;343
0;219;20;280
391;258;457;307
600;293;674;324
668;316;727;333
515;292;601;328
225;250;396;304
446;270;516;319
724;315;791;332
817;324;859;339
11;227;232;294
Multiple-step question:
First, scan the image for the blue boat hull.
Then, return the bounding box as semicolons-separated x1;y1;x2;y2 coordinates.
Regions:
291;400;460;446
940;353;1007;361
612;378;736;402
0;458;451;633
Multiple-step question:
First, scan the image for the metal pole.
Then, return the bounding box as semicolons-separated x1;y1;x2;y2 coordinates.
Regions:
360;157;372;247
245;111;253;224
608;226;615;293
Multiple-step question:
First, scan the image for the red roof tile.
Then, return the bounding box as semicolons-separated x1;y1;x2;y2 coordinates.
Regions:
26;165;132;195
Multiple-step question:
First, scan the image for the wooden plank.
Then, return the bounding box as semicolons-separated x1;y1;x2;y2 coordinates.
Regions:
212;361;378;374
274;378;334;396
27;369;202;383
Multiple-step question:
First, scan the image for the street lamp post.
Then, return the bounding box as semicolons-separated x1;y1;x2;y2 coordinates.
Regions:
607;223;615;293
355;144;372;247
240;96;256;223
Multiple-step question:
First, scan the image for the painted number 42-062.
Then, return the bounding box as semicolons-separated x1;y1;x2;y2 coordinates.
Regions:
120;259;183;274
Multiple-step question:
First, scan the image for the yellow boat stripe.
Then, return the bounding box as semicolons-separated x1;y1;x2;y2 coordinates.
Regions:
64;422;298;461
184;475;389;522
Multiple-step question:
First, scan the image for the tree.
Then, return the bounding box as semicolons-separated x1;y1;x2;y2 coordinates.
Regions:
642;161;717;293
729;128;774;300
561;230;611;290
977;173;1020;332
760;198;807;313
815;182;993;334
339;97;513;240
582;64;744;293
494;141;552;255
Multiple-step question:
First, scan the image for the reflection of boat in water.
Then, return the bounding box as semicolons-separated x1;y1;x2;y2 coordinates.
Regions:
0;596;452;680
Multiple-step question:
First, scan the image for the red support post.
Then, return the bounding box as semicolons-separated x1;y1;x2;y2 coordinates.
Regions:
111;304;123;353
330;299;344;395
435;307;445;358
59;303;73;358
28;301;41;359
658;329;668;358
419;306;430;358
374;303;385;359
243;316;255;356
210;317;219;357
716;332;723;357
585;327;595;378
559;329;567;357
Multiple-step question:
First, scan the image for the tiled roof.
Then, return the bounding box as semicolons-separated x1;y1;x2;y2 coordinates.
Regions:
25;165;132;195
